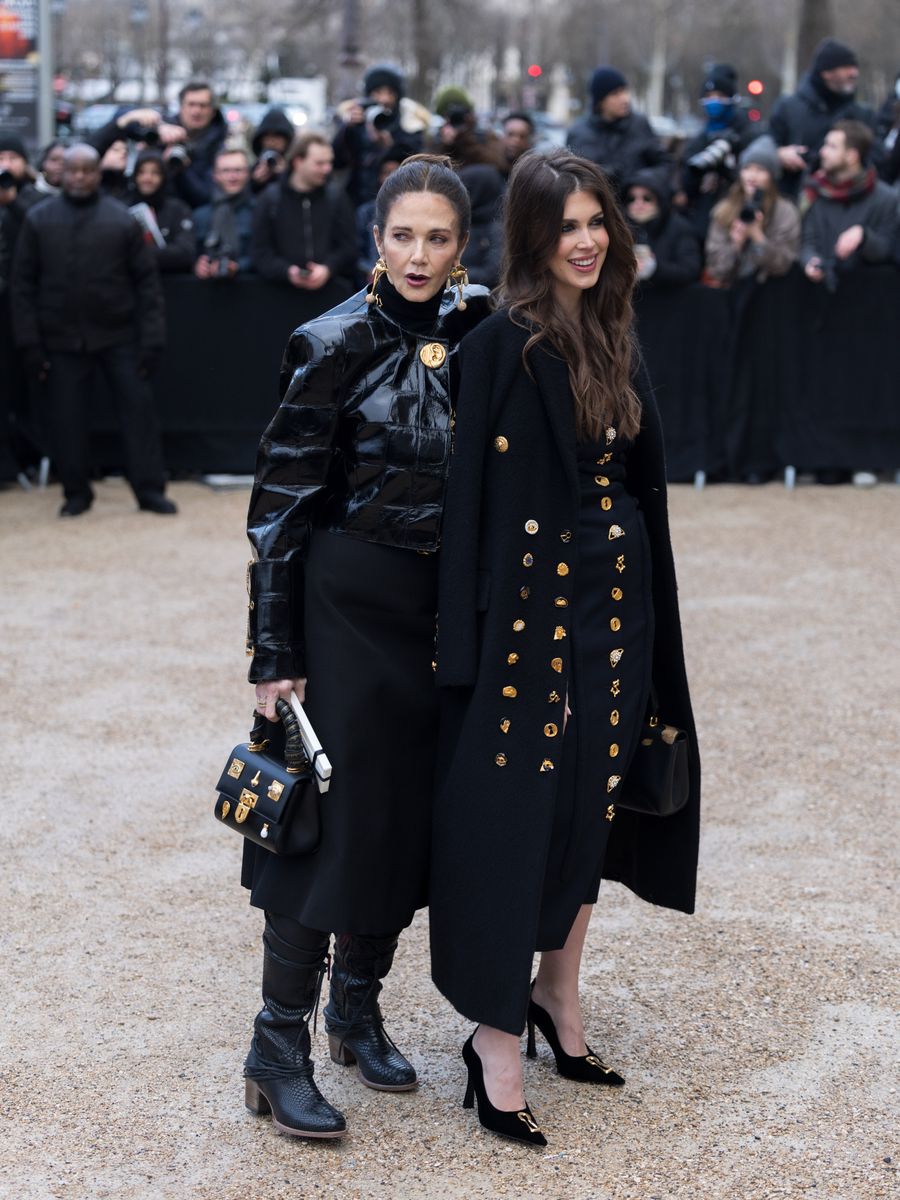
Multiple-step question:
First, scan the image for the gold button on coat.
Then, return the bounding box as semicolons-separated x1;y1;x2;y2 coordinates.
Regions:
554;596;568;608
557;563;569;576
611;587;623;600
544;723;558;738
601;497;613;511
610;709;620;726
560;530;572;542
493;435;509;452
495;753;508;766
594;475;609;487
502;685;517;698
507;652;519;664
525;520;539;534
608;525;624;541
513;619;525;632
547;690;561;703
520;586;530;599
539;759;555;773
609;743;620;757
551;657;563;673
607;775;621;792
500;718;511;733
610;648;623;667
610;617;621;631
553;626;566;640
523;553;534;567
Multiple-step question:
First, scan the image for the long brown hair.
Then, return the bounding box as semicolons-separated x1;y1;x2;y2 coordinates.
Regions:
497;150;641;441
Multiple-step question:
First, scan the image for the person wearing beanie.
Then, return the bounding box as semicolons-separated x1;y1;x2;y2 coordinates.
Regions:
333;63;430;205
705;133;800;290
126;149;195;273
680;62;755;239
566;64;666;193
769;37;880;199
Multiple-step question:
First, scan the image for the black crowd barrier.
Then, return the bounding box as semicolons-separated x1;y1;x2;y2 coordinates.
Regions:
87;267;900;480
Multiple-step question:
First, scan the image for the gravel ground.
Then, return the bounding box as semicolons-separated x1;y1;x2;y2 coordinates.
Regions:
1;478;897;1200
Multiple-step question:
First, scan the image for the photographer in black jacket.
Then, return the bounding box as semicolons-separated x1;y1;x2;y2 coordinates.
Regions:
681;64;755;239
11;145;175;517
252;132;357;296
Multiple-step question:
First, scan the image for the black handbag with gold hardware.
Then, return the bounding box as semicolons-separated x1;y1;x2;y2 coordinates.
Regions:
617;712;690;818
214;699;321;854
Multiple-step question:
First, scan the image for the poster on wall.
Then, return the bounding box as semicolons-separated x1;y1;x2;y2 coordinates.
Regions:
0;0;39;155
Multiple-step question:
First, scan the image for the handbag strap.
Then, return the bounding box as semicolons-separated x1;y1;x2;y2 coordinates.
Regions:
249;699;308;773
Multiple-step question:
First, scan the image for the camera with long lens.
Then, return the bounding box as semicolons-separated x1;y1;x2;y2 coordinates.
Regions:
166;144;191;172
686;136;736;174
0;169;17;190
122;120;161;146
738;188;765;224
203;231;233;279
364;103;395;132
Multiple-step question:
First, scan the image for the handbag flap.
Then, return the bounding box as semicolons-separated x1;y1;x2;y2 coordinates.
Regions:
216;743;310;829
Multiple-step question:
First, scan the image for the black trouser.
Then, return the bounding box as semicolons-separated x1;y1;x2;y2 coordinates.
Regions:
46;344;166;501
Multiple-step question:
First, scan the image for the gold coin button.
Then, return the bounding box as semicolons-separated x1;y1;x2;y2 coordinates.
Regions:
594;475;609;487
507;652;519;664
610;617;621;632
513;619;525;632
610;709;620;726
500;719;511;733
609;743;620;757
554;596;568;608
544;723;558;738
611;587;623;601
495;753;508;766
523;553;534;567
520;586;530;599
420;342;446;368
539;759;555;773
601;497;613;512
502;685;517;698
551;657;563;673
525;520;539;534
493;435;509;453
557;563;569;576
553;626;566;640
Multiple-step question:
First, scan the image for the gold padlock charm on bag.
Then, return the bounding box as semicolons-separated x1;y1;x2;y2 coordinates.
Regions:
234;788;258;824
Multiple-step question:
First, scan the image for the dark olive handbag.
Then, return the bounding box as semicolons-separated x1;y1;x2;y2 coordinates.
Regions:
214;699;321;854
617;710;690;818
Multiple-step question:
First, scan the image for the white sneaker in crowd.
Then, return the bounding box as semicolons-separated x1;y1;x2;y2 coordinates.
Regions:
852;471;878;488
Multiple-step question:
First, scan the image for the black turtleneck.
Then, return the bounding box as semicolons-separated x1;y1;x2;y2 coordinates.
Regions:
376;274;445;335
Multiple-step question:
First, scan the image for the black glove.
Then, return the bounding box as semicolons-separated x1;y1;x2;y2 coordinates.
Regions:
138;346;162;378
22;345;49;382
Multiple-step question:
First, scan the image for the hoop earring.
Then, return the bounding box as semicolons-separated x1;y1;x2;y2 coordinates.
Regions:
448;263;469;311
367;257;388;306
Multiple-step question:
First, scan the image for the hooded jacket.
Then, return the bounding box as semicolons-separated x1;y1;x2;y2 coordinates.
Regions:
251;107;295;158
625;168;702;287
125;151;195;273
565;110;666;193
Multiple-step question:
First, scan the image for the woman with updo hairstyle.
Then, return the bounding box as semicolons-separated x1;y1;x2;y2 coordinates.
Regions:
431;149;701;1146
241;154;489;1139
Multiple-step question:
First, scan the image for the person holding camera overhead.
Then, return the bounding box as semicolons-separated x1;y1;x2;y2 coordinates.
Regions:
333;64;430;205
251;132;357;299
704;136;800;288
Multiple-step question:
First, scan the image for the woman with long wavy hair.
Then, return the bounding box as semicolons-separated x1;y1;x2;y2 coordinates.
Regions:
430;150;701;1146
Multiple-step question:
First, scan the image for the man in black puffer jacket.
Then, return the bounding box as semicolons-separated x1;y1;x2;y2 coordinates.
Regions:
566;66;667;196
769;39;880;200
11;144;174;517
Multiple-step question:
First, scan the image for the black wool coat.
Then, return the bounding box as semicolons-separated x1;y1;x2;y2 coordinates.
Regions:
430;311;701;1034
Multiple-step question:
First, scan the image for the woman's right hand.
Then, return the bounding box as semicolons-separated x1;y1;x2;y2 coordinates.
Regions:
253;678;307;722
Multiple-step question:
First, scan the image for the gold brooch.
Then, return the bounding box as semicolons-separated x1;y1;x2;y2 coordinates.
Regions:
419;342;447;368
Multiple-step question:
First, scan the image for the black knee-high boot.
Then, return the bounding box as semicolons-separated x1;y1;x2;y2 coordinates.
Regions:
243;915;347;1138
323;932;417;1091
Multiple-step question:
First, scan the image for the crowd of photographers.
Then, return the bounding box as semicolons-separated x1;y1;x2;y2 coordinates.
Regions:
2;38;900;505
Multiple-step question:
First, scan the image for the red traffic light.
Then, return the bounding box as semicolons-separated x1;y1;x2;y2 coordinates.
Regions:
527;64;542;78
747;79;765;96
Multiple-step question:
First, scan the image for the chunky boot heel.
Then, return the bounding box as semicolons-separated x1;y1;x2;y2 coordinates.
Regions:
244;1079;271;1115
243;920;347;1139
323;933;417;1092
328;1034;356;1066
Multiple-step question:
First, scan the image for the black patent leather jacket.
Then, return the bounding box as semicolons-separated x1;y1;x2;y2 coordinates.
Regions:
246;284;491;681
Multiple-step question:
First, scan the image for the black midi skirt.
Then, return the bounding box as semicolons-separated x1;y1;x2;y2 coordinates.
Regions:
241;529;439;934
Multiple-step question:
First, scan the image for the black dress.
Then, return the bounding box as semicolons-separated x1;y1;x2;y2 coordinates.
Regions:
242;281;450;935
536;428;655;948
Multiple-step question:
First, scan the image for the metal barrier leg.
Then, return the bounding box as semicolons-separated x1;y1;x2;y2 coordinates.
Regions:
693;470;706;490
784;466;796;490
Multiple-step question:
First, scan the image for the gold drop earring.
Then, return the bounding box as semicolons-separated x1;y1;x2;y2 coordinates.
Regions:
367;257;388;306
448;263;469;311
